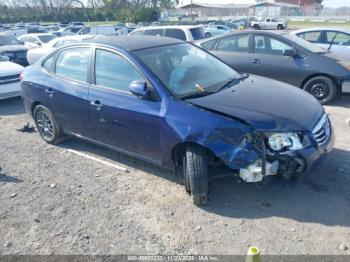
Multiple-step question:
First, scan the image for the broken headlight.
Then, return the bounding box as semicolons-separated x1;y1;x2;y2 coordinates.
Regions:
267;133;303;151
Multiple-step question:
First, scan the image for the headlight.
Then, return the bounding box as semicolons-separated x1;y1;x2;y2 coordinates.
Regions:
267;133;303;151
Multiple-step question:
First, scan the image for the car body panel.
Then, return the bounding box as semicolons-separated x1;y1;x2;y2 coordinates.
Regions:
0;60;24;100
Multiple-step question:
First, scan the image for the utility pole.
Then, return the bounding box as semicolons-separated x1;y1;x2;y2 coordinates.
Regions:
191;0;193;21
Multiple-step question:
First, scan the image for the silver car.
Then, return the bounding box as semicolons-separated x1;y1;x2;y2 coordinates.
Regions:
293;28;350;61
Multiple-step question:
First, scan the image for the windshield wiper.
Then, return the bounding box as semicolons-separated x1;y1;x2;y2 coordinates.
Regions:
180;90;215;100
216;73;249;92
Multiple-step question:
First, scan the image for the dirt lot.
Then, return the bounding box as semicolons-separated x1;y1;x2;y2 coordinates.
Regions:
0;96;350;255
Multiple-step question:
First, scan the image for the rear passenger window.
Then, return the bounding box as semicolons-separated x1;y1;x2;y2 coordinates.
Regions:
298;31;321;43
145;29;163;36
95;49;144;93
165;29;186;41
216;35;249;52
201;39;216;50
254;35;293;55
42;55;55;72
55;47;89;82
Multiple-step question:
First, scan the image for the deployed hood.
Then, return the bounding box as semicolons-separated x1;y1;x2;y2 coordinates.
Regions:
0;61;24;77
0;45;28;52
187;75;323;131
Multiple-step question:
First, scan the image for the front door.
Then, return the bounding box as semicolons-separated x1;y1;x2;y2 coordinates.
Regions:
88;48;163;163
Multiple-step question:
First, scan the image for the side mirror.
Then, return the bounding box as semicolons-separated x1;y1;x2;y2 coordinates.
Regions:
283;48;297;57
129;81;150;99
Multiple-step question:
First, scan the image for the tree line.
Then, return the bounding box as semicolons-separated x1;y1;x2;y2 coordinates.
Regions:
0;0;175;23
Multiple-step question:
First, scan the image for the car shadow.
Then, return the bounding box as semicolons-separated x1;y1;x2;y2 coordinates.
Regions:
0;167;23;183
0;97;25;116
203;147;350;227
331;94;350;108
58;139;177;183
60;137;350;227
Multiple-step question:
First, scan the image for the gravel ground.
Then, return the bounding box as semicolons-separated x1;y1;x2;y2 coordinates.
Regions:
0;96;349;255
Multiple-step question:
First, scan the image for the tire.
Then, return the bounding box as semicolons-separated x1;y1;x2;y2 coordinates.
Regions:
277;24;283;30
205;32;211;38
182;145;209;205
253;24;260;30
302;76;337;104
33;105;65;144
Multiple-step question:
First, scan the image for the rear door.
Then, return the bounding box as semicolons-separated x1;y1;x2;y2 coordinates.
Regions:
209;33;252;73
324;30;350;60
43;46;94;137
88;48;163;162
249;33;307;87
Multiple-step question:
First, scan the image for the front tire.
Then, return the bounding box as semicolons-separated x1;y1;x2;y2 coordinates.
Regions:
277;24;283;30
182;145;209;205
303;76;337;104
33;105;65;144
253;24;260;30
205;32;211;38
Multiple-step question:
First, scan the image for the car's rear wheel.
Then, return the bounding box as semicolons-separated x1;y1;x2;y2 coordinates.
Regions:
303;76;337;104
182;145;209;205
277;24;283;30
33;105;65;144
205;32;211;38
253;24;260;30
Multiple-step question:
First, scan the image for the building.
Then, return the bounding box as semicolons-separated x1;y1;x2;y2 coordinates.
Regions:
255;0;323;15
176;1;251;18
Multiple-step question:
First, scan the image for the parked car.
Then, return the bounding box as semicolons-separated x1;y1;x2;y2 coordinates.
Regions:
204;25;233;38
251;17;287;30
18;33;57;47
53;26;83;37
4;27;27;37
129;25;206;41
68;22;85;27
0;33;28;66
27;35;93;65
21;36;334;205
78;25;116;35
0;55;24;100
292;28;350;61
196;31;350;104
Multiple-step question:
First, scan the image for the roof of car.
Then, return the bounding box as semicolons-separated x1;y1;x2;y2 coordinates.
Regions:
133;25;202;31
19;33;55;37
83;35;183;51
292;27;350;34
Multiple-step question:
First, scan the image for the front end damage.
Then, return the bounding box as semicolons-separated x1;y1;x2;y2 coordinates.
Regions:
199;114;334;183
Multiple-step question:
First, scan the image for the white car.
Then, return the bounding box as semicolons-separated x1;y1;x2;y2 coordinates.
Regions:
129;25;206;41
27;35;93;65
251;18;287;30
293;28;350;61
0;56;24;100
18;33;57;47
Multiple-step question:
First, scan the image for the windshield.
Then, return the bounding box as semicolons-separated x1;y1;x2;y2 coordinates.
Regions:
0;34;21;45
38;34;56;43
133;43;241;98
283;33;326;53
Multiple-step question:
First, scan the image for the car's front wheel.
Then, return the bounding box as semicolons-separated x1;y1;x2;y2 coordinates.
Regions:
205;32;211;38
33;105;65;144
303;76;337;104
182;145;209;205
277;24;283;30
253;24;260;30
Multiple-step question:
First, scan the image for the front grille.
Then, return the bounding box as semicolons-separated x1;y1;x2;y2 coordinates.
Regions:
312;114;331;146
0;74;20;85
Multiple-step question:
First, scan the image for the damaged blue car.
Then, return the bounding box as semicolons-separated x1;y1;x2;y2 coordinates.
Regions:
21;36;334;205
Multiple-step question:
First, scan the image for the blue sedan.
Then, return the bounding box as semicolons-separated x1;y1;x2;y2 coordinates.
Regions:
21;36;334;205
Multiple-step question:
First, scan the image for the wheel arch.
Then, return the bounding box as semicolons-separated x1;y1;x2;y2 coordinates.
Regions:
301;73;341;94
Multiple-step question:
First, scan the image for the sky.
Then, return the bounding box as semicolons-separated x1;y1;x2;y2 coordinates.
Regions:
197;0;350;8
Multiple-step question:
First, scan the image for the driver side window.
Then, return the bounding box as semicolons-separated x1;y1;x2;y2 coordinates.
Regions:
254;35;293;55
94;49;144;93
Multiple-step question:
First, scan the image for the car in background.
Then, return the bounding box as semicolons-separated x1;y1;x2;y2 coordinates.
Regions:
251;17;287;30
293;28;350;61
26;35;93;65
53;26;83;37
204;25;233;38
0;33;28;66
21;35;334;205
68;22;85;27
196;31;350;104
78;25;116;36
18;33;57;47
129;25;205;41
0;55;24;100
4;27;27;37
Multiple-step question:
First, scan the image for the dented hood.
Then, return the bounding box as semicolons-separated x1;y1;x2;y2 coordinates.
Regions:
187;75;324;131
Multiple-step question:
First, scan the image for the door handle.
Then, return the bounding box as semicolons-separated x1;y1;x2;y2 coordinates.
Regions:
251;59;261;65
90;100;102;109
45;88;54;94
